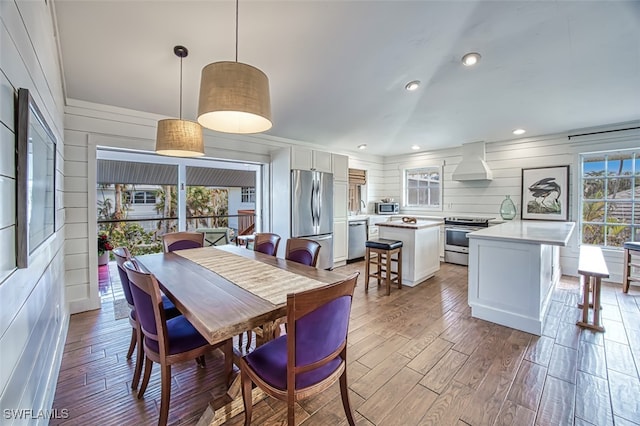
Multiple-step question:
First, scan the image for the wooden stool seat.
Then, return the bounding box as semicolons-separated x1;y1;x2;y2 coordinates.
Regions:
365;238;403;296
623;241;640;293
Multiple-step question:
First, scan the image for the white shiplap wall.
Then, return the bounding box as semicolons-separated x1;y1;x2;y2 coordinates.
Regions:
64;99;352;312
382;125;640;283
0;1;67;423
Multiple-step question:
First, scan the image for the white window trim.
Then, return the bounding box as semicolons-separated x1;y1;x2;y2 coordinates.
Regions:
579;148;639;249
402;165;443;211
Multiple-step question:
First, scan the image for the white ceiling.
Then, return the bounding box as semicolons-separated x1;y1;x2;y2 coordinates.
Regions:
53;1;640;156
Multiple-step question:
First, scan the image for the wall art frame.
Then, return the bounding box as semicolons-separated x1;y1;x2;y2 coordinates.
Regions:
521;165;569;221
16;88;57;268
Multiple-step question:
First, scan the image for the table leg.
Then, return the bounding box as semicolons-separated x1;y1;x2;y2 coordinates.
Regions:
581;276;589;323
592;277;604;331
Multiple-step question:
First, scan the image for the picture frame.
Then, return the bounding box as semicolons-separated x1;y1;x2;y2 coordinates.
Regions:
521;165;569;221
16;88;57;268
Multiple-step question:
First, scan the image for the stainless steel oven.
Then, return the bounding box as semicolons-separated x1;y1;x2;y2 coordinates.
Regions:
444;217;491;266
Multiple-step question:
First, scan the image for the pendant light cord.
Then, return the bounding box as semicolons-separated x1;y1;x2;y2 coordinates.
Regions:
179;54;183;119
235;0;239;62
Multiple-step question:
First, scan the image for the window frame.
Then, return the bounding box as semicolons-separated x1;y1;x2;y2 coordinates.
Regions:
579;149;639;249
241;186;256;203
403;165;443;210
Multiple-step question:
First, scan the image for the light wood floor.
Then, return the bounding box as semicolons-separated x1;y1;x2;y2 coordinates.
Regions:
52;260;640;425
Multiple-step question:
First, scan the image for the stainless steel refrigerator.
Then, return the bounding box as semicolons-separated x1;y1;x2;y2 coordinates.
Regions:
291;169;334;270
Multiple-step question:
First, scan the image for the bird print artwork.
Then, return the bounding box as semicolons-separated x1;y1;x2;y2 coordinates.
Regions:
527;177;562;214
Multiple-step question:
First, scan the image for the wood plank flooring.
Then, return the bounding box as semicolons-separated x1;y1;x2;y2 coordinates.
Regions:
52;260;640;425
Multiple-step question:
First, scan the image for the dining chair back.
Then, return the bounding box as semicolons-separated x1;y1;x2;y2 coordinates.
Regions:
162;231;204;253
113;247;135;308
253;232;281;256
240;272;359;425
123;260;232;426
285;238;321;267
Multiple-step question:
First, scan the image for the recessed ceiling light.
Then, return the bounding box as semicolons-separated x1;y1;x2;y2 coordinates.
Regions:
461;52;481;67
357;144;367;150
405;80;421;91
411;145;420;150
513;128;526;135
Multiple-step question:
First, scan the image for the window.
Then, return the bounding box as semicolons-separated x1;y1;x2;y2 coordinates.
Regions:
241;187;256;203
581;149;640;248
125;190;157;205
404;167;441;209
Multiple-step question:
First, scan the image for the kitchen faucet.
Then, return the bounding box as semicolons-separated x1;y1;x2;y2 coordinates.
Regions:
359;199;366;214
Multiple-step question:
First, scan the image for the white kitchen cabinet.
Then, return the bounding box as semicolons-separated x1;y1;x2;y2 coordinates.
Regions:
467;221;573;335
291;147;332;173
331;153;348;181
333;180;348;265
334;180;347;220
378;220;441;286
333;219;347;266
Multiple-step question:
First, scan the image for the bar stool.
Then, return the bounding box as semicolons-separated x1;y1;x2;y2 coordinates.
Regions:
365;238;403;296
623;242;640;293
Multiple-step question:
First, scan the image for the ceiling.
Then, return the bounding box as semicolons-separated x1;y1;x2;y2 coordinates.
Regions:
53;1;640;156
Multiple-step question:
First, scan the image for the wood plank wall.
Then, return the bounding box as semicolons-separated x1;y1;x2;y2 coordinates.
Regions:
0;0;68;421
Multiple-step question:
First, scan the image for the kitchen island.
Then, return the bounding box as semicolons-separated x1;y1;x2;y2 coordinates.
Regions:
378;219;442;286
467;220;575;335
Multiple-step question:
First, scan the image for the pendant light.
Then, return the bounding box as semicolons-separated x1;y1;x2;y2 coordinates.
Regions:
197;0;272;134
155;45;204;157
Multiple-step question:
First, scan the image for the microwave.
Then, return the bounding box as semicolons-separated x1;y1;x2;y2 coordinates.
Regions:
375;202;399;215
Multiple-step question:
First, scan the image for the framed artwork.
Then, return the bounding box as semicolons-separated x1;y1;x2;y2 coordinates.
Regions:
521;165;569;221
16;88;57;268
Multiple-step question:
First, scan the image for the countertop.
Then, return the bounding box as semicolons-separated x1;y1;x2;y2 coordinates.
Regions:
378;219;443;230
468;220;575;246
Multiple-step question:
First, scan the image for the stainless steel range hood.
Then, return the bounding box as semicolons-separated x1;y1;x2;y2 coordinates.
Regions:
452;141;493;181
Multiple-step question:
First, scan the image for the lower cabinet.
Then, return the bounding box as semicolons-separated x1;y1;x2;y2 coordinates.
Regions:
333;219;347;266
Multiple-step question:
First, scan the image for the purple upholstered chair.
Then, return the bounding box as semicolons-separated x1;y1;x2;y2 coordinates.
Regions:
162;231;204;253
285;238;321;267
253;233;281;256
239;272;359;426
123;260;233;426
113;247;180;390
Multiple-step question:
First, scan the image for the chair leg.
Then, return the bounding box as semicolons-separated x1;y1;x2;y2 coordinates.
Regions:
364;247;370;292
287;401;295;426
196;355;206;368
245;331;253;352
131;325;144;390
138;356;153;399
241;367;253;426
339;370;356;426
397;248;402;289
158;363;172;426
385;251;391;296
126;326;137;359
623;248;631;293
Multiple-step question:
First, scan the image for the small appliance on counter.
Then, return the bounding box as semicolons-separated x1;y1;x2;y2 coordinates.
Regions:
375;201;399;215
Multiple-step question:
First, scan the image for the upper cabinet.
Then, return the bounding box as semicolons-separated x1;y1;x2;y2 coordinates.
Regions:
332;154;348;181
291;147;332;173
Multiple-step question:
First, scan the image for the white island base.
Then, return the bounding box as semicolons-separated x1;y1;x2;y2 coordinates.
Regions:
378;220;441;286
468;221;575;336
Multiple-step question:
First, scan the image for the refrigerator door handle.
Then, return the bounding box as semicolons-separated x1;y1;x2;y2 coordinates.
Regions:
310;181;316;227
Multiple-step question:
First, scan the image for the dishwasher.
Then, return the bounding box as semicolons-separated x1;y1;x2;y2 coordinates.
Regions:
347;220;367;261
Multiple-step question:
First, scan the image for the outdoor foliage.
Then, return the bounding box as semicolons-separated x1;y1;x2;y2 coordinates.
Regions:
582;157;636;247
97;183;231;256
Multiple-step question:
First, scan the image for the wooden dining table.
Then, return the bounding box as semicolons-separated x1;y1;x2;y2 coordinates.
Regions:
135;244;349;425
